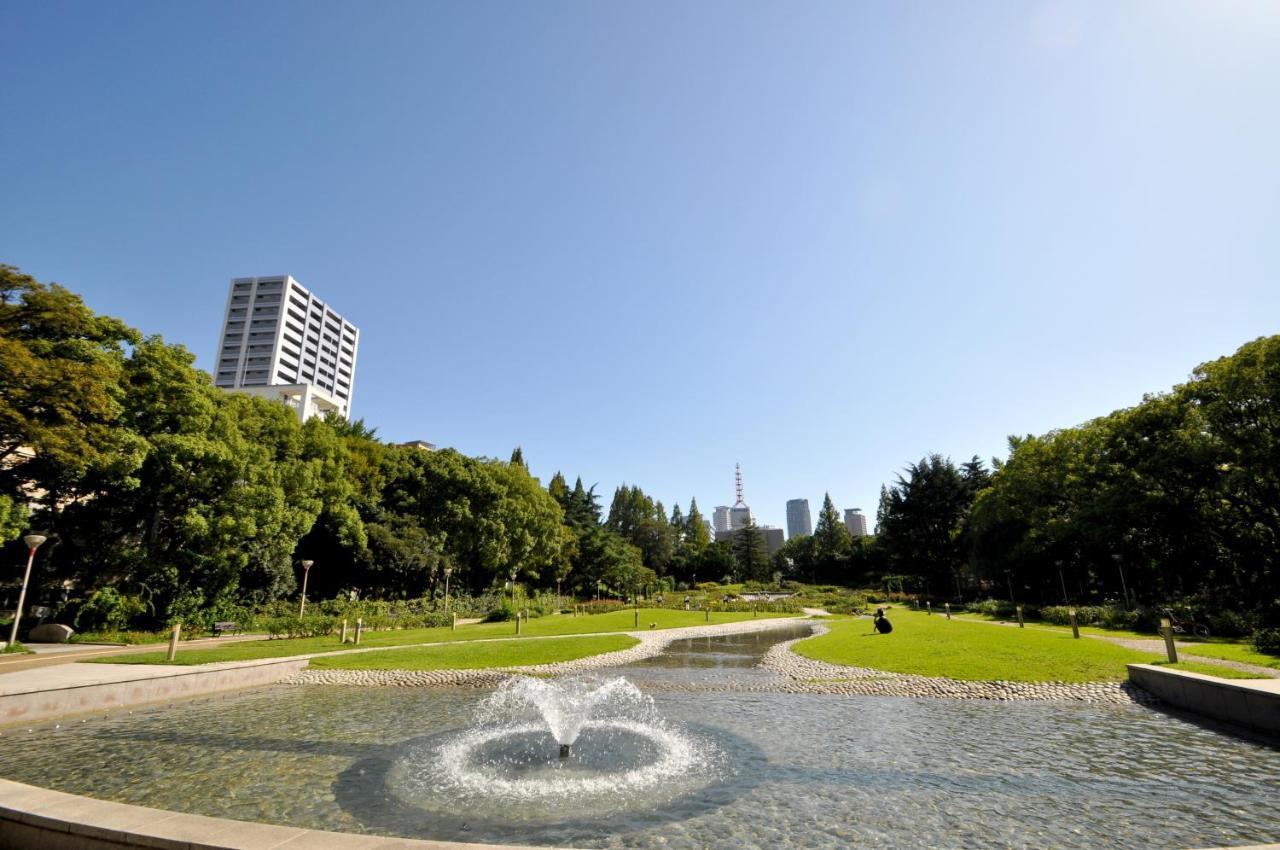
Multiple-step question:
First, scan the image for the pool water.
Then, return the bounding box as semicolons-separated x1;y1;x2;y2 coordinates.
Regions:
0;628;1276;850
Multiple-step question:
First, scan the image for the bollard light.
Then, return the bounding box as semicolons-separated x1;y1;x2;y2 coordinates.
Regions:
1160;617;1178;663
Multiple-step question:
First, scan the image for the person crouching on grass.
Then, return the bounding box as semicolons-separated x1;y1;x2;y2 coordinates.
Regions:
870;607;893;634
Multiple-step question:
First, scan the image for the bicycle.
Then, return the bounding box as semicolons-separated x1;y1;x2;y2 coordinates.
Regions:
1162;609;1210;638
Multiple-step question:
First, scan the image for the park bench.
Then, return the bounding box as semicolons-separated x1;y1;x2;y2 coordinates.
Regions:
211;621;240;637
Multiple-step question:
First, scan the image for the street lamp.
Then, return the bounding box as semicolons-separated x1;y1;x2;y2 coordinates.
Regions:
556;576;562;612
299;560;314;618
443;566;452;612
509;569;517;604
7;534;47;649
1055;560;1068;603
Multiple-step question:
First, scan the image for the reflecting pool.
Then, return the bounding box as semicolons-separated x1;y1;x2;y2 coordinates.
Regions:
0;627;1276;850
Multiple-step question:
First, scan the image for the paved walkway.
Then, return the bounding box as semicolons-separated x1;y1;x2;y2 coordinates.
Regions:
0;633;271;673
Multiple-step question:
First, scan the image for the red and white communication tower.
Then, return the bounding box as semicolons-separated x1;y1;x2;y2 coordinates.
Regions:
733;463;747;508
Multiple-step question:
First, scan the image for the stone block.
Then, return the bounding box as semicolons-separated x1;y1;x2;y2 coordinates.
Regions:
28;623;74;643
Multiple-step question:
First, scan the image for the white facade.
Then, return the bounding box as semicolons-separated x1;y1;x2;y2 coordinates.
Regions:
712;506;731;534
730;505;752;530
214;276;359;420
786;498;812;539
844;508;868;538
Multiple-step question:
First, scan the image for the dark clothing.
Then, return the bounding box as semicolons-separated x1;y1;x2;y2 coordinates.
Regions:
873;615;893;634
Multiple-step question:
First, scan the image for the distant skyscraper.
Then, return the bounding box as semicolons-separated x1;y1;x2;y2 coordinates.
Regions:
715;525;784;555
844;508;868;538
215;275;359;421
786;499;812;539
713;506;731;534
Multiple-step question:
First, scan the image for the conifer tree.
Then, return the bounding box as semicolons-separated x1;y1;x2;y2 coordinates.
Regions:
684;498;712;553
812;492;852;574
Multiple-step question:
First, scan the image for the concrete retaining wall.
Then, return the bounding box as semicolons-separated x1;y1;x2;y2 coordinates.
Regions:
1127;664;1280;736
0;658;309;729
0;778;561;849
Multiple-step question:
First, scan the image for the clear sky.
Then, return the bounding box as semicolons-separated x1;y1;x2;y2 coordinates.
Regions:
2;1;1278;531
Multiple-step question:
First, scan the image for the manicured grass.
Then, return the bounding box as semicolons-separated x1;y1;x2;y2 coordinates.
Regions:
309;634;638;671
793;609;1163;682
90;608;791;666
1176;641;1280;670
950;611;1154;641
1150;660;1268;679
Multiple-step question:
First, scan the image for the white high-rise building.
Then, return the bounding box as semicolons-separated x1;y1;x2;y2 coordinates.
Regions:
786;499;812;539
844;508;868;538
729;505;752;530
214;276;360;421
712;506;732;534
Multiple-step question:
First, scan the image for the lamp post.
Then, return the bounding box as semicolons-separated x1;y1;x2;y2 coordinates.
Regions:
7;534;47;649
556;576;562;612
1055;560;1068;603
298;560;314;618
1112;554;1130;609
509;569;517;604
443;566;452;613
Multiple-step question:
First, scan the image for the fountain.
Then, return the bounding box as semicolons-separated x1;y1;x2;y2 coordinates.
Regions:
476;675;649;761
386;674;724;820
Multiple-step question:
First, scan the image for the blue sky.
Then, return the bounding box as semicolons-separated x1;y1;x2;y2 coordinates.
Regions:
2;1;1278;530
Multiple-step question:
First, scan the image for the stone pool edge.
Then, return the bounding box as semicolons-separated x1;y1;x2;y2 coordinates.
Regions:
2;777;1275;850
0;657;311;729
1128;663;1280;737
0;777;575;850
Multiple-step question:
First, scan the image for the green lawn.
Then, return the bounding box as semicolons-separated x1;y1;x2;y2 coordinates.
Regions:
1150;660;1267;679
952;611;1280;667
1176;641;1280;670
793;610;1165;682
91;608;791;666
309;634;638;671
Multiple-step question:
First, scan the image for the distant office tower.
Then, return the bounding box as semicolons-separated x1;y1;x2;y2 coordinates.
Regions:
844;508;868;538
214;276;359;421
713;506;731;534
786;499;812;539
714;525;785;556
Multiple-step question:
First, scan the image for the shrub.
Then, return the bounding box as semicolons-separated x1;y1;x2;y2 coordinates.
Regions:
73;589;147;633
578;600;626;615
485;601;517;622
1252;628;1280;656
1205;609;1254;638
263;616;339;639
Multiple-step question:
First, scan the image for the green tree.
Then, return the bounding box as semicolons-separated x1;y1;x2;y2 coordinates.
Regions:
0;265;142;512
732;517;770;582
0;494;24;543
548;471;569;506
877;455;973;598
811;493;852;580
683;498;712;554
